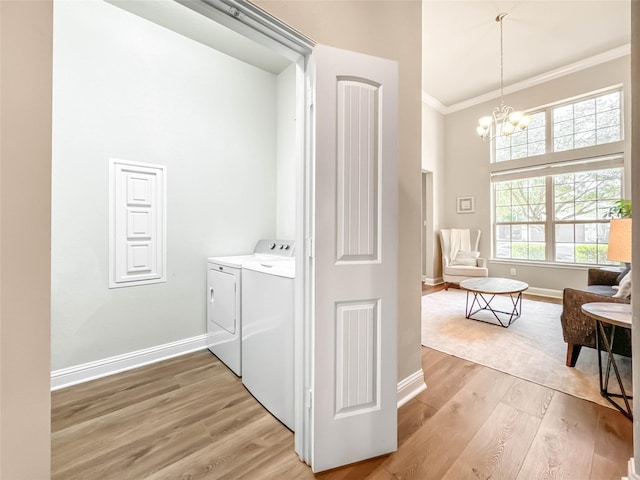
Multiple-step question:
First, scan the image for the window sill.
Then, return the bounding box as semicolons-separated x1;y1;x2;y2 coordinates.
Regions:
489;259;620;271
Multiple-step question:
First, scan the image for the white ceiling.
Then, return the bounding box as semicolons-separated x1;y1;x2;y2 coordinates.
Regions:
108;0;292;74
422;1;631;110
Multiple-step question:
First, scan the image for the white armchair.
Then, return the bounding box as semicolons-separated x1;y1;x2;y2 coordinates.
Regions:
439;229;488;290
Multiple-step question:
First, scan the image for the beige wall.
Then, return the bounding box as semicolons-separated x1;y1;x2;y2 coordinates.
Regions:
0;1;52;478
422;102;445;282
254;0;424;381
442;56;631;293
0;1;422;472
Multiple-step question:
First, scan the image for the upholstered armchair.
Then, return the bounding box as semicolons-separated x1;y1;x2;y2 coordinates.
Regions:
560;268;631;367
439;229;488;290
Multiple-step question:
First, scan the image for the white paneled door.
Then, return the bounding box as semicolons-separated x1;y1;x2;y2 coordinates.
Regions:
310;44;398;472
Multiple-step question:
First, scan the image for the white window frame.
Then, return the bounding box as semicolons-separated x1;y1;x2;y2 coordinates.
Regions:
491;157;625;266
492;86;624;164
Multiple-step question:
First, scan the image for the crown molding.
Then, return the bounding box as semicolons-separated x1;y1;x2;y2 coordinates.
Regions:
421;90;447;114
422;44;631;115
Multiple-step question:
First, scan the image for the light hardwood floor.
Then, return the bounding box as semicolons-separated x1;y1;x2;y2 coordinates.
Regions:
52;283;628;478
52;343;632;479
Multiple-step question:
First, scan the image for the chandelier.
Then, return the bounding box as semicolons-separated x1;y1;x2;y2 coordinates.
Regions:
476;13;530;142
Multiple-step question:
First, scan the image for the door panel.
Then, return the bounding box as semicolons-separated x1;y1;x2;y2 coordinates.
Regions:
311;44;398;473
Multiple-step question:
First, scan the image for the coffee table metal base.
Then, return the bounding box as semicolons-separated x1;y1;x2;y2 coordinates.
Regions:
464;290;523;328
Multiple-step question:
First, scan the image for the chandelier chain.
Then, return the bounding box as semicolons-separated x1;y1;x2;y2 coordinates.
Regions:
499;14;505;106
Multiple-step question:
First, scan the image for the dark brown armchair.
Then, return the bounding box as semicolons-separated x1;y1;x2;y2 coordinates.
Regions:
560;268;631;367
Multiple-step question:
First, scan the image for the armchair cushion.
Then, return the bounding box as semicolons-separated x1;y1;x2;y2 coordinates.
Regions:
450;250;480;266
443;264;489;277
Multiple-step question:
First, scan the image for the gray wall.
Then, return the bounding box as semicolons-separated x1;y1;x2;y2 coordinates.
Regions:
51;1;286;369
441;56;631;293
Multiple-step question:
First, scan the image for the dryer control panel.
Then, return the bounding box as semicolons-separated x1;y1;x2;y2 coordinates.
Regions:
254;239;295;256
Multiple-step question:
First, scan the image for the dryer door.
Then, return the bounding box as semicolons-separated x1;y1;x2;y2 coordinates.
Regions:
207;267;237;334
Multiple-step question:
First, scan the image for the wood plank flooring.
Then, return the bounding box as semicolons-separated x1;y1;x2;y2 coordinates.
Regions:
52;343;632;479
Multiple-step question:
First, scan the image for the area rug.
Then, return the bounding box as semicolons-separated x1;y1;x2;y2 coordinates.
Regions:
421;289;632;409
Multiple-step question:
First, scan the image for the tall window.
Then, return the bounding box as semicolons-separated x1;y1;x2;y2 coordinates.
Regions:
495;88;622;163
493;166;623;265
491;86;625;266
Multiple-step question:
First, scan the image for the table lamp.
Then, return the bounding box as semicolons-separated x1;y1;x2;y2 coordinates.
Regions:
607;218;632;265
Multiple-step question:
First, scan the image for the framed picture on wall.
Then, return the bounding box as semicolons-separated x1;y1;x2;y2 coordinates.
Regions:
456;196;475;214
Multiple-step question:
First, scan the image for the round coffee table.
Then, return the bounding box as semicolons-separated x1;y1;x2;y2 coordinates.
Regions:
459;277;529;328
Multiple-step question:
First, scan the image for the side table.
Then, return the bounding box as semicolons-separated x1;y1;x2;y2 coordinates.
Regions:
581;302;633;420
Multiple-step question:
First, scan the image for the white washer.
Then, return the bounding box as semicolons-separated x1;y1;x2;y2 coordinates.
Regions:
241;257;295;430
207;240;294;377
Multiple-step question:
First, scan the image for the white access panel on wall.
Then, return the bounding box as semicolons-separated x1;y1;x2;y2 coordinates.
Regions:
109;159;166;288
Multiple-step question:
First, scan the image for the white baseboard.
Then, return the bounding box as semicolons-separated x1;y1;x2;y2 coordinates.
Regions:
53;335;429;411
397;369;426;408
625;458;640;480
51;334;208;391
422;277;443;286
526;287;563;299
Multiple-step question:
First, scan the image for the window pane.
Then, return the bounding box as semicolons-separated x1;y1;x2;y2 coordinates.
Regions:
496;242;511;258
496;225;510;241
575;115;595;133
596;91;620;111
574;131;596;149
554;120;573;137
553;89;622;153
556;224;574;243
494;111;546;162
555;243;575;263
496;206;512;222
553;169;617;223
495;148;511;162
554;105;573;122
555;202;574;220
574;98;595;117
529;243;546;260
529;225;545;242
575;244;598;263
554;135;573;152
597;126;621;144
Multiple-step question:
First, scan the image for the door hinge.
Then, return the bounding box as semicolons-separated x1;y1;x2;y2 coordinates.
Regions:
306;389;313;410
306;237;314;258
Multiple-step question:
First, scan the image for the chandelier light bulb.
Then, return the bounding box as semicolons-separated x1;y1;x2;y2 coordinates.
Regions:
477;125;488;137
479;116;493;128
518;115;531;128
509;111;523;123
502;122;515;136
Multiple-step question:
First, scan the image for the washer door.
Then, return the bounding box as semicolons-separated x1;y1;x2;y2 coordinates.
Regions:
207;267;237;334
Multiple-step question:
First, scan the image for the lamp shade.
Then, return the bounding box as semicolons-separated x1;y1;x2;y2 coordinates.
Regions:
607;218;632;263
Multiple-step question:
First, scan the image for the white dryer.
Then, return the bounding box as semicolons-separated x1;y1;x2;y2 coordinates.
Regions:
207;240;294;377
241;257;296;430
